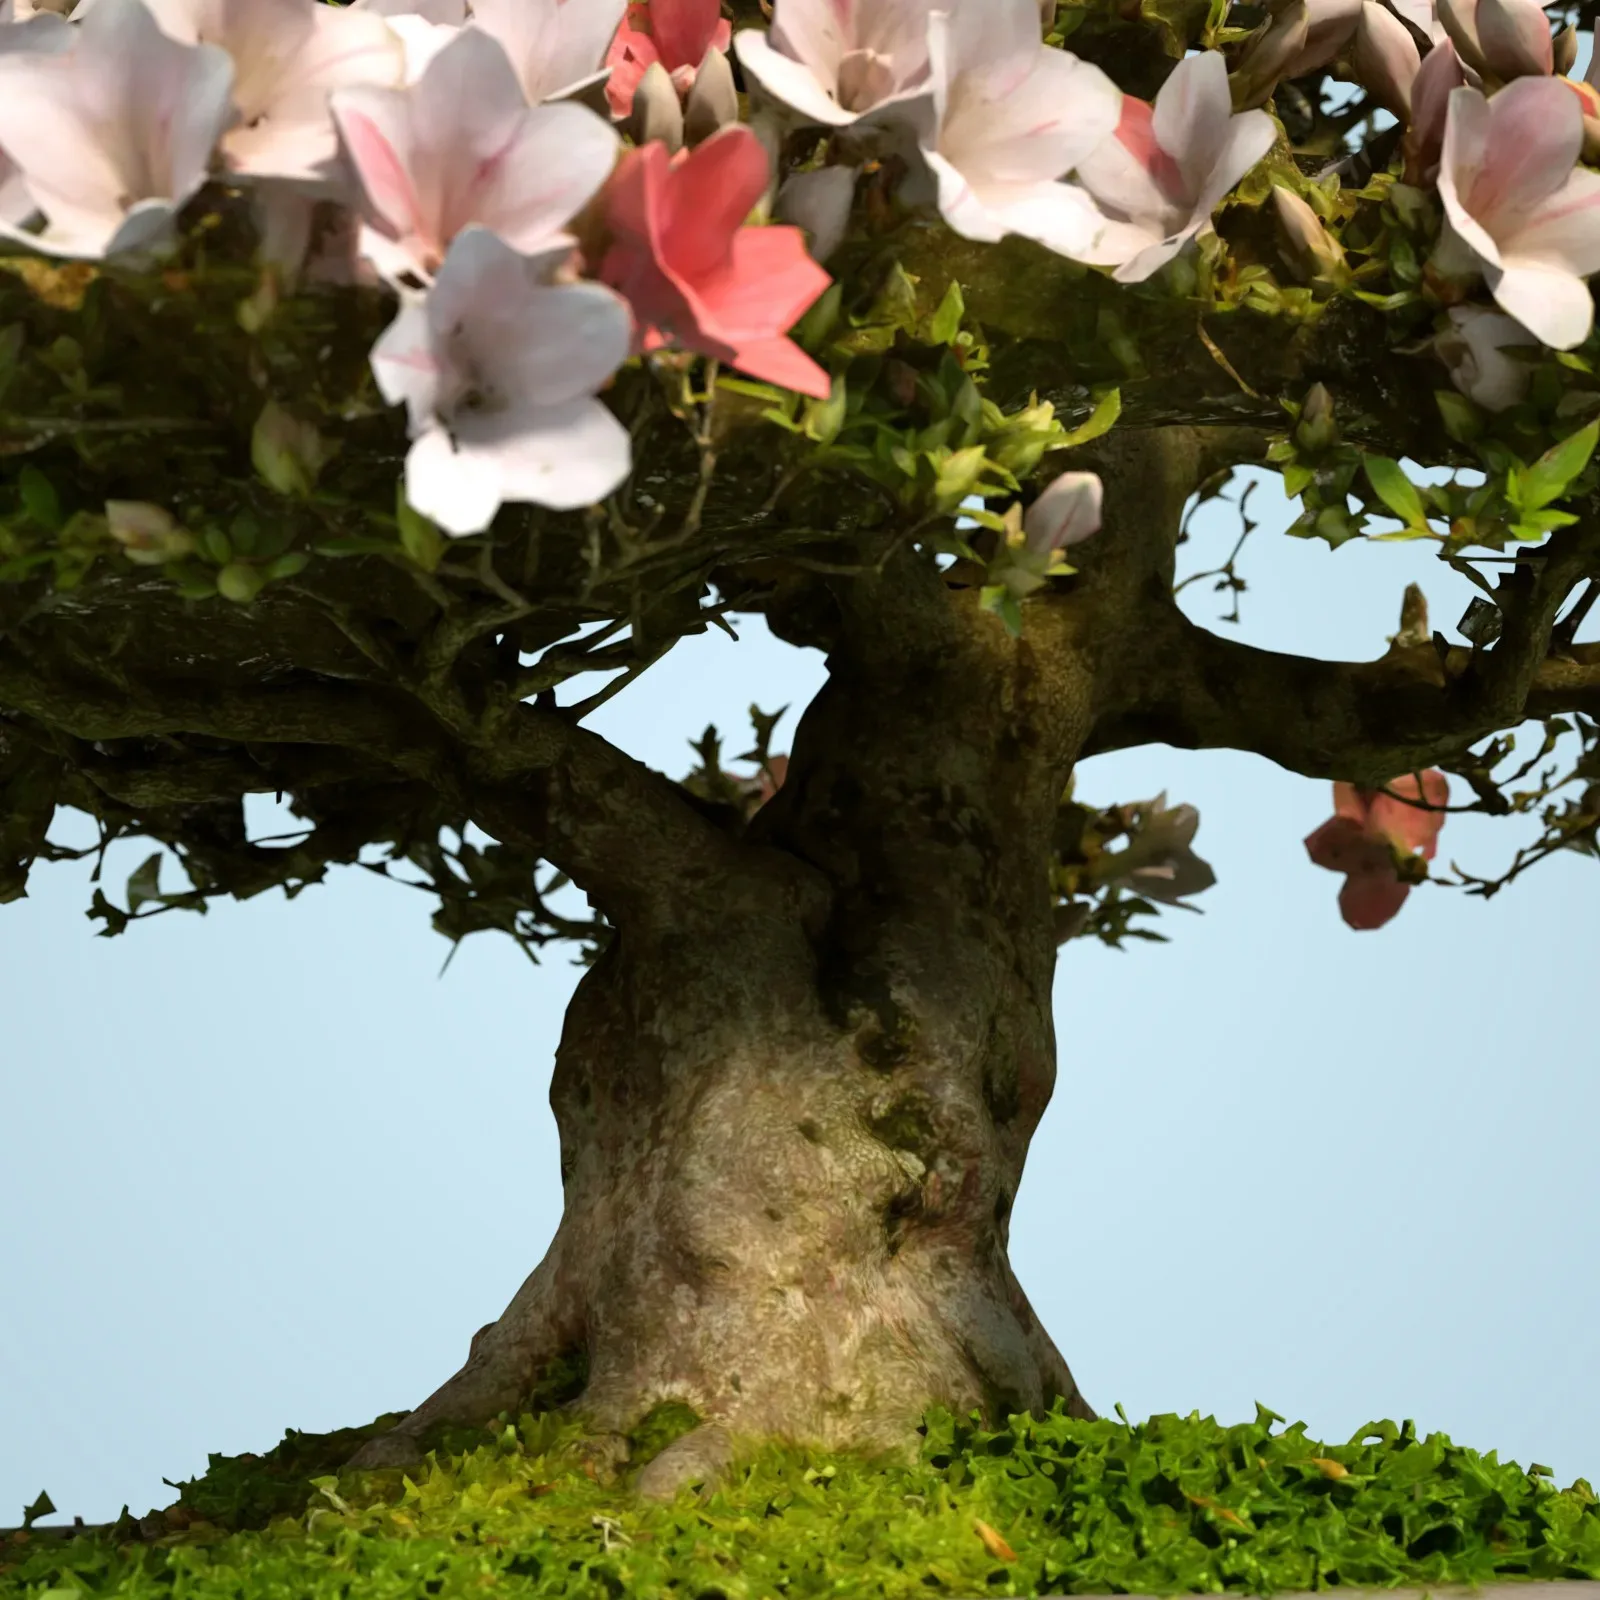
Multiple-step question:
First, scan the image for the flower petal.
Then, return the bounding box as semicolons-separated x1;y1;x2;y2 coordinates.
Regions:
1338;868;1412;929
1487;256;1595;348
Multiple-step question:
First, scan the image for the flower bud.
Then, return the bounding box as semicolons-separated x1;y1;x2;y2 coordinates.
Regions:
251;400;336;497
1476;0;1552;78
683;46;738;147
1296;382;1339;451
1352;0;1420;119
1023;470;1103;556
628;61;684;153
1553;22;1578;75
1403;38;1465;182
1271;185;1348;286
104;500;194;565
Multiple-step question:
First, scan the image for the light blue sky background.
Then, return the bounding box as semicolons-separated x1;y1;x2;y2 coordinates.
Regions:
2;470;1596;1529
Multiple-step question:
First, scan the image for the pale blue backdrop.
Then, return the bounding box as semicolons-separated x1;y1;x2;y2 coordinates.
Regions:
3;471;1596;1528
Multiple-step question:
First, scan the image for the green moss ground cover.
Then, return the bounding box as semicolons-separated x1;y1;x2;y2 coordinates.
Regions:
4;1403;1598;1599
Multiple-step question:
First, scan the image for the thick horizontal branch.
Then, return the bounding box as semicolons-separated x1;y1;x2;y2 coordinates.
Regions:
0;646;804;932
1088;614;1600;782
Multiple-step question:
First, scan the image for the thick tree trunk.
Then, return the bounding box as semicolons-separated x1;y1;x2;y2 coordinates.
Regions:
344;499;1174;1493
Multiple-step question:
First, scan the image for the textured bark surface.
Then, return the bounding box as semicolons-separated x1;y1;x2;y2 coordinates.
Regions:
347;521;1119;1495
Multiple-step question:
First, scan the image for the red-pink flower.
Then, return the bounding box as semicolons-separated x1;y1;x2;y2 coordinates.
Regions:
599;123;832;398
605;0;731;116
1304;770;1449;930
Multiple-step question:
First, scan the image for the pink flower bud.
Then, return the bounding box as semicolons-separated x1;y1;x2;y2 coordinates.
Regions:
1476;0;1552;78
629;59;685;152
1023;470;1103;556
1272;186;1347;283
1352;0;1421;118
104;501;194;565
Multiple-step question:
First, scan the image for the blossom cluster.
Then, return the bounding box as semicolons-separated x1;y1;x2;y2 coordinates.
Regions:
2;0;1599;529
0;0;1285;538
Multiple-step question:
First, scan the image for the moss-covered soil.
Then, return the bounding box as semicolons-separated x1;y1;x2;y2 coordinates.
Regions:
4;1402;1598;1599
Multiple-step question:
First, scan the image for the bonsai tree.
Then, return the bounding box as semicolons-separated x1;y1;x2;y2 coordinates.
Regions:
2;0;1598;1511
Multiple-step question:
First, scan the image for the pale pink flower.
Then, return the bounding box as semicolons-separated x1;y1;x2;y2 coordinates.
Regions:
733;0;937;130
1434;303;1537;409
915;0;1124;263
1074;51;1275;282
330;27;618;287
1024;469;1102;554
369;224;633;535
600;124;833;398
0;1;72;227
1305;771;1449;930
605;0;729;117
351;0;468;84
1392;0;1447;43
470;0;628;105
118;0;406;181
0;0;234;259
1402;35;1465;183
1437;77;1600;349
1437;0;1551;77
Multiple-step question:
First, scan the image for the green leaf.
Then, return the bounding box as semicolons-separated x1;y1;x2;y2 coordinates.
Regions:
125;853;165;912
1363;455;1427;526
979;583;1024;637
927;280;965;346
1518;420;1599;510
17;466;61;532
396;483;444;572
1057;388;1121;450
1434;389;1482;444
1281;461;1314;499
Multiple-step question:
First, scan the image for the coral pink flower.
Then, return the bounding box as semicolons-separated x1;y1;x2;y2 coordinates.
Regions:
605;0;731;116
1304;770;1449;930
600;124;832;397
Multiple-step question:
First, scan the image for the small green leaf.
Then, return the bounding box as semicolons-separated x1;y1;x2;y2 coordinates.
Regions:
1058;388;1121;450
1434;390;1482;444
396;483;445;571
927;280;965;346
18;466;61;532
1518;420;1599;510
21;1489;56;1530
1363;455;1427;526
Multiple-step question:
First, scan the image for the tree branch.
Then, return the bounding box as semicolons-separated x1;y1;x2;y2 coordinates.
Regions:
0;645;773;931
1088;612;1600;782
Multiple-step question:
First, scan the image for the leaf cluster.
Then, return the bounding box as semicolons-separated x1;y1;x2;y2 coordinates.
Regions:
5;1402;1598;1598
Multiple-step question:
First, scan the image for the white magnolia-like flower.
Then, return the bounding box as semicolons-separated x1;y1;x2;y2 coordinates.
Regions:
1074;51;1275;282
734;0;936;130
1434;304;1537;410
469;0;627;104
369;224;634;535
915;0;1123;262
0;0;234;259
1436;77;1600;349
0;0;73;227
331;26;618;287
118;0;406;181
351;0;467;84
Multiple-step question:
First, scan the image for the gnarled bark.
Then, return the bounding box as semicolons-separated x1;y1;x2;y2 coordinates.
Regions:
349;542;1102;1495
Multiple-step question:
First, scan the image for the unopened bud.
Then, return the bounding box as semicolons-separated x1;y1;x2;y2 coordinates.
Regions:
104;500;194;565
1271;186;1347;287
1297;382;1339;451
251;400;336;497
683;46;738;147
1554;22;1579;75
629;61;684;153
